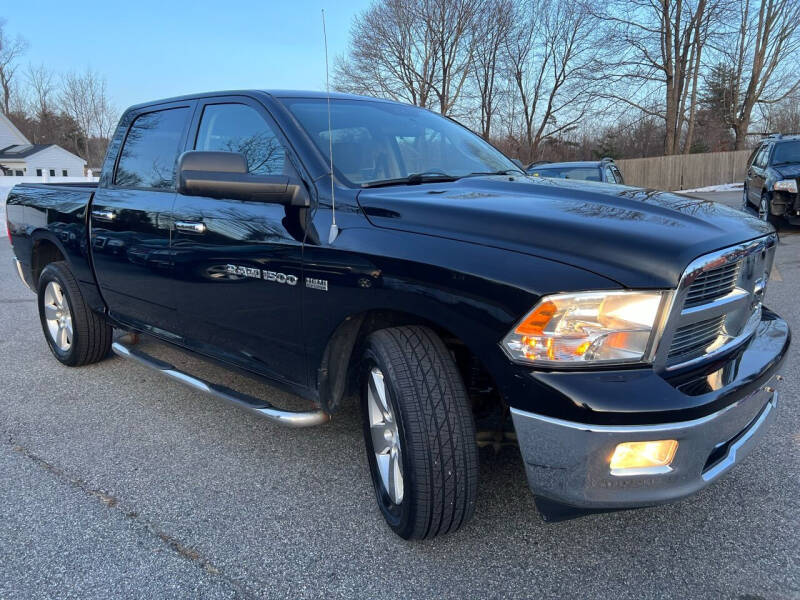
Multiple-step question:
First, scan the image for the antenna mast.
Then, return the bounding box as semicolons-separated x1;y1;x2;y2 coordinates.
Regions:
322;9;339;244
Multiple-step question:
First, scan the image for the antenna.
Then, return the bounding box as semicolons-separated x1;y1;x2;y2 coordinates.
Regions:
322;9;339;244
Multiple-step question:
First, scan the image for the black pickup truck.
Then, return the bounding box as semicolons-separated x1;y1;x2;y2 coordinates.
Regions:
6;90;790;539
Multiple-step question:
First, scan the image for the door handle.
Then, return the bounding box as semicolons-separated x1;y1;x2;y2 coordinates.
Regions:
175;221;207;234
91;209;116;221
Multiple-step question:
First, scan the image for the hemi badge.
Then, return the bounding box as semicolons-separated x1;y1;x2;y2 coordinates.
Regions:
306;277;328;291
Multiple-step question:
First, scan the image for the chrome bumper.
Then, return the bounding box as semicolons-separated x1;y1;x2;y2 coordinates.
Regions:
12;258;34;292
511;380;778;509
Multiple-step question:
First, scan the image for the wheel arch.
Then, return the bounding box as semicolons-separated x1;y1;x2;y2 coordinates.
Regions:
316;307;499;414
30;232;70;286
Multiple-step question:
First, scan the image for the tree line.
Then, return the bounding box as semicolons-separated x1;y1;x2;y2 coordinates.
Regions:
335;0;800;163
0;19;116;169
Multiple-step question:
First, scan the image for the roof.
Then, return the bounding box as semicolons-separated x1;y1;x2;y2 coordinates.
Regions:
0;144;56;159
529;161;606;169
125;89;399;112
0;111;30;145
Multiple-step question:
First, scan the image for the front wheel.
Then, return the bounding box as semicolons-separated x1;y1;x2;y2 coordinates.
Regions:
361;326;478;539
758;193;782;228
742;186;750;211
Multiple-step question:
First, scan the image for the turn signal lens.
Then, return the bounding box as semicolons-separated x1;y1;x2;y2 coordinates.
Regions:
502;291;666;365
610;440;678;475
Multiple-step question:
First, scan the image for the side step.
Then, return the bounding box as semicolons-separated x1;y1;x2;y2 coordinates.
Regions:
111;335;330;428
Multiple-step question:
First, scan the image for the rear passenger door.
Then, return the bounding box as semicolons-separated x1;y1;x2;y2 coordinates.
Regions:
90;102;193;334
170;97;307;385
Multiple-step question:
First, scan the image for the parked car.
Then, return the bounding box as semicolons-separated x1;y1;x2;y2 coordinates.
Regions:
6;90;789;539
527;157;625;184
744;133;800;226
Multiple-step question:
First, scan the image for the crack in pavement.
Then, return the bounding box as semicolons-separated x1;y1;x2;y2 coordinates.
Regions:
5;436;256;599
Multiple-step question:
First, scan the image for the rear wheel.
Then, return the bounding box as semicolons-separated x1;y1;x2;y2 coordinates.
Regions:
37;261;112;366
361;326;478;539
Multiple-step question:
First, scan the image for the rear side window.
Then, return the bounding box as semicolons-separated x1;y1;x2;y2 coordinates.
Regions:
115;107;190;189
530;167;602;181
194;103;286;175
753;144;770;168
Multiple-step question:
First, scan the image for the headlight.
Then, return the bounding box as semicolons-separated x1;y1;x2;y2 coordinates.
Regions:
502;290;667;366
773;179;798;193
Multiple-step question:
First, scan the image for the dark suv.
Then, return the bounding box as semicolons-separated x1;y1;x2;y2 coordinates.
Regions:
744;134;800;226
527;158;624;184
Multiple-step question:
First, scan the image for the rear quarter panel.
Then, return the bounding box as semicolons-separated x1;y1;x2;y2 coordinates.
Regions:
6;184;104;311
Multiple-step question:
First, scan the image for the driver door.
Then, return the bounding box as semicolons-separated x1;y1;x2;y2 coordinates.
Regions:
170;97;308;385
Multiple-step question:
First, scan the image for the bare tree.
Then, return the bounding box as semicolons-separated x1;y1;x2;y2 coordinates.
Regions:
595;0;718;155
60;68;116;166
472;0;513;139
715;0;800;148
503;0;600;161
0;19;28;115
758;94;800;133
335;0;482;116
424;0;483;115
335;0;438;108
27;63;56;118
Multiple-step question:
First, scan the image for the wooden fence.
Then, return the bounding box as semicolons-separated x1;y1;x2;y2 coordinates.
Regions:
616;150;751;191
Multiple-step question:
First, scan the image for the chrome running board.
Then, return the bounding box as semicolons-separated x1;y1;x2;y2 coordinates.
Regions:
111;334;330;428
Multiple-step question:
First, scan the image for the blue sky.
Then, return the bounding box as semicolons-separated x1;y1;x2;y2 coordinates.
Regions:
3;0;372;111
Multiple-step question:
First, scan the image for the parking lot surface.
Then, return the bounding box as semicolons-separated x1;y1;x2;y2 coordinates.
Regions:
1;192;798;599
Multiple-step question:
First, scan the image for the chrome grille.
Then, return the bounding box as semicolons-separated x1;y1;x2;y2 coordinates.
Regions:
656;235;777;371
684;262;740;308
668;315;725;359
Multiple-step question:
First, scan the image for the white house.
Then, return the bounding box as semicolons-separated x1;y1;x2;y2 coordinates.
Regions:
0;112;87;177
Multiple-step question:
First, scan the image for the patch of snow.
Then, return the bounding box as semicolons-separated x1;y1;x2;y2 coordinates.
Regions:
677;182;744;193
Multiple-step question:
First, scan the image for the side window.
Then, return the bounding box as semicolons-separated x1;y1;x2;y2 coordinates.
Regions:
115;107;190;189
753;145;769;168
195;103;286;175
603;166;615;182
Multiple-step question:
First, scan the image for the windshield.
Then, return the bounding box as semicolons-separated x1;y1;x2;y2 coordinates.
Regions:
283;98;520;186
528;166;602;181
772;141;800;165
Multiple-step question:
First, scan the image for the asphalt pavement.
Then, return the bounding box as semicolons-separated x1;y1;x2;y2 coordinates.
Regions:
0;191;798;599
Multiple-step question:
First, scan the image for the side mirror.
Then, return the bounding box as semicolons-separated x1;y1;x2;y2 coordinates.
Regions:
177;151;310;207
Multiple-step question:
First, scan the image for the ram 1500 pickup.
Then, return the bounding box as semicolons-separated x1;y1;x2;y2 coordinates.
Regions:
6;90;790;539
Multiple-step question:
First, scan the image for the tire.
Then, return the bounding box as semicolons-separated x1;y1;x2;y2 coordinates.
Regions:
37;261;112;366
361;326;478;539
758;193;782;228
742;186;750;210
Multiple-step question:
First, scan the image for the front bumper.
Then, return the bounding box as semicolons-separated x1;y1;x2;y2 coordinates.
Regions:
511;312;788;509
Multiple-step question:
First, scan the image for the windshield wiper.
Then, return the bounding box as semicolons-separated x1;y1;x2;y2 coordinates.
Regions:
361;172;461;188
461;169;524;178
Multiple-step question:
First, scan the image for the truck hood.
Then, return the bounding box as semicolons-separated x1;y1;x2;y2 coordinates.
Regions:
357;176;773;288
774;164;800;179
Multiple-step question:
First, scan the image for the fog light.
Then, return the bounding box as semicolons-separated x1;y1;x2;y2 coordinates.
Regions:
610;440;678;475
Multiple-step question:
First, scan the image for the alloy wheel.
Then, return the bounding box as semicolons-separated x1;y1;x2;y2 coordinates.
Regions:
43;281;73;351
367;366;404;504
758;196;769;221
